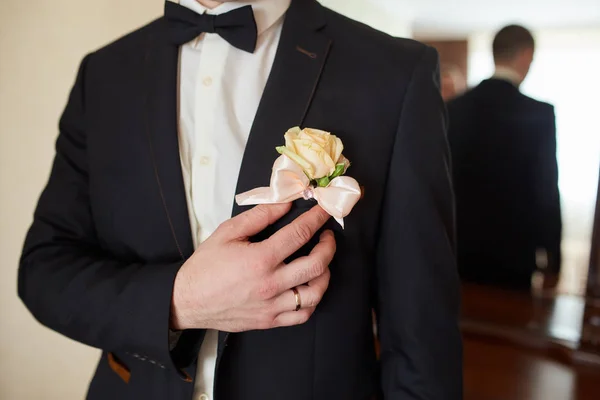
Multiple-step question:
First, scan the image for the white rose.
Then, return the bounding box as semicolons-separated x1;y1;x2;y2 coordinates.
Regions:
277;127;345;180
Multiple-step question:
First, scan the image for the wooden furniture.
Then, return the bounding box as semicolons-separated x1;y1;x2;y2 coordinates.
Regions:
580;166;600;355
420;39;469;82
461;283;600;400
586;166;600;298
371;283;600;398
461;284;600;366
464;336;600;400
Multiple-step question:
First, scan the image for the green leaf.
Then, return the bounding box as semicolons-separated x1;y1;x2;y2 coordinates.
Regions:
276;146;289;156
316;176;330;187
329;163;345;180
276;146;313;176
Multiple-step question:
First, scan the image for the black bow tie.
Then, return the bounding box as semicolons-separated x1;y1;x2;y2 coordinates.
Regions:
164;1;258;53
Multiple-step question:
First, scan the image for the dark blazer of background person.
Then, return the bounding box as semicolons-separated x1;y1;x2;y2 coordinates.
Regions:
447;77;561;290
18;1;462;399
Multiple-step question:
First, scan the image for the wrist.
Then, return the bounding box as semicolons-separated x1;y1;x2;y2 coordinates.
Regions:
171;266;194;330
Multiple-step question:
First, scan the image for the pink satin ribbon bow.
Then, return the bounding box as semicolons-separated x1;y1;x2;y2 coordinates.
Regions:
235;155;361;228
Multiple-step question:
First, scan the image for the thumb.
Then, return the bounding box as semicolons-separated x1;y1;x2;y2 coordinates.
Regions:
219;203;292;241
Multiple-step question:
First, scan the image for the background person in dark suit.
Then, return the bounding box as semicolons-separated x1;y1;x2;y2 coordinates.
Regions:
447;24;562;291
17;0;461;399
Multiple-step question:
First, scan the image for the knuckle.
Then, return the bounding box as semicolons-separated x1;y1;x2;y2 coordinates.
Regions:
310;257;327;277
250;253;270;273
261;249;279;269
256;279;279;300
292;266;311;286
239;212;254;229
292;223;314;245
252;205;271;222
249;260;263;275
316;208;329;224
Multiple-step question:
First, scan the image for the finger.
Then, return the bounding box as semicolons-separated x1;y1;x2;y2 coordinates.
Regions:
217;203;292;241
271;307;316;328
272;268;331;314
262;205;331;264
273;229;336;290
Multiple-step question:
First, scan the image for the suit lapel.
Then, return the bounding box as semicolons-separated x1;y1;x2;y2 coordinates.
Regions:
144;22;195;261
217;0;332;357
230;0;331;213
144;30;201;384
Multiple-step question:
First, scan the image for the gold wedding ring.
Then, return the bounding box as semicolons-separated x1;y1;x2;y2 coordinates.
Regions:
292;287;302;312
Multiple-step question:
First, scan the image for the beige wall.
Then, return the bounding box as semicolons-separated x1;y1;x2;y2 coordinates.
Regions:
0;1;163;398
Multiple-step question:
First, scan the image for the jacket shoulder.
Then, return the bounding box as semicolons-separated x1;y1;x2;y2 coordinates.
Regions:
520;92;554;115
446;87;477;113
320;6;431;68
88;18;163;60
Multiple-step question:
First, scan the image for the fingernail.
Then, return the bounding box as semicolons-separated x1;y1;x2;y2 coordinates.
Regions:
321;230;334;239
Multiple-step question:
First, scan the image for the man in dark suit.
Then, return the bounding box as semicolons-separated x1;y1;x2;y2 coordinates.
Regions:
18;1;462;399
447;24;562;291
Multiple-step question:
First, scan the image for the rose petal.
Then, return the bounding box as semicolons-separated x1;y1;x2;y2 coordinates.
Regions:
299;128;330;148
293;139;336;179
284;127;301;152
330;136;344;164
338;154;351;173
286;126;302;136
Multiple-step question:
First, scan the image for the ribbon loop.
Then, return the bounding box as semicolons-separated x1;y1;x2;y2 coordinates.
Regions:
235;155;361;228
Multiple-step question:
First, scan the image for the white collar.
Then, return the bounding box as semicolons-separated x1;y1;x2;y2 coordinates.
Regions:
178;0;291;36
492;66;522;87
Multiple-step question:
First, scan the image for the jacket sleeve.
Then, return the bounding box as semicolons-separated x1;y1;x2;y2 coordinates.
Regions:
376;46;463;399
18;54;190;374
534;106;562;274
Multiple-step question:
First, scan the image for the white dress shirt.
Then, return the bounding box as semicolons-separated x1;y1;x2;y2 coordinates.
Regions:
176;0;291;399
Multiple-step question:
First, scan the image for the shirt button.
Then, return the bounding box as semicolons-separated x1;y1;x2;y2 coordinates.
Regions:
199;394;209;400
202;76;213;86
199;156;211;165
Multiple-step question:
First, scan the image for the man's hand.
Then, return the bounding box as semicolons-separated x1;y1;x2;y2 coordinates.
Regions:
170;203;335;332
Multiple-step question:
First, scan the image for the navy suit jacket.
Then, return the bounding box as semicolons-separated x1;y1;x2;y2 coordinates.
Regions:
447;78;562;290
19;1;462;399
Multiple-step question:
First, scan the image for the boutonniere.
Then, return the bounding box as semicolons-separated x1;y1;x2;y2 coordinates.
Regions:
235;127;362;228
